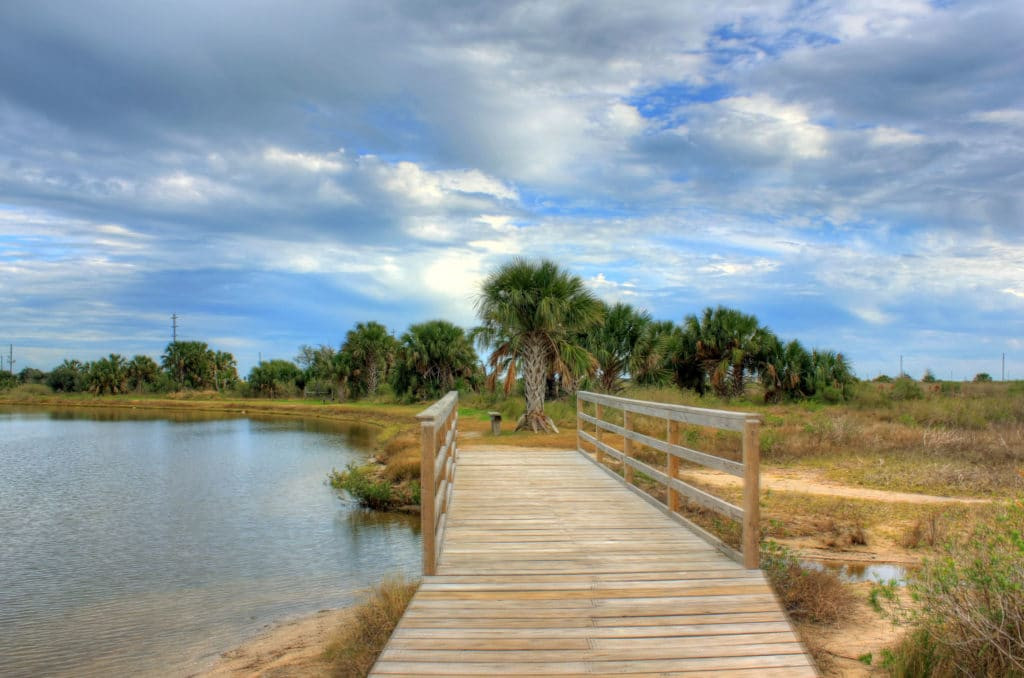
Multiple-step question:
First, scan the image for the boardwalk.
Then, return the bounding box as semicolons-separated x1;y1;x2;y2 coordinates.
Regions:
371;446;816;676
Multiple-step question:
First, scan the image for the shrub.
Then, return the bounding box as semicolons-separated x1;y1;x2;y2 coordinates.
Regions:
872;500;1024;676
322;575;418;677
760;541;855;625
890;377;924;401
330;463;395;510
922;369;936;383
973;372;993;383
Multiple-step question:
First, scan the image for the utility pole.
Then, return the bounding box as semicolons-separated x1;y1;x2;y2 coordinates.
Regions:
899;355;903;378
171;313;178;344
1002;353;1006;381
8;344;13;376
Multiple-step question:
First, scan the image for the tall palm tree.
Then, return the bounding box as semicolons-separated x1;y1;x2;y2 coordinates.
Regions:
586;302;651;393
392;320;481;400
475;258;604;432
684;306;774;397
340;322;397;397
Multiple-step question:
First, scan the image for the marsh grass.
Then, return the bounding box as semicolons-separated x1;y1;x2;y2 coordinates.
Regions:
322;576;418;677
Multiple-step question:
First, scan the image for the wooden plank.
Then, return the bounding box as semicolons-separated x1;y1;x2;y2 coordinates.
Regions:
578;412;744;477
370;445;812;677
419;419;436;576
415;390;458;426
578;390;756;431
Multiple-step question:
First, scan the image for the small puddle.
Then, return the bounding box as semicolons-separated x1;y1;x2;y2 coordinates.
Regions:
801;559;914;585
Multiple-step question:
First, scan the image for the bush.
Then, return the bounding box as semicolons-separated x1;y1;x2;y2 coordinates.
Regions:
330;463;395;510
890;377;924;401
760;541;854;624
974;372;994;383
872;500;1024;676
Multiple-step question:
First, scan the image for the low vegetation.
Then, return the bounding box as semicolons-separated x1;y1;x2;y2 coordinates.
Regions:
322;576;418;678
761;541;855;625
871;500;1024;677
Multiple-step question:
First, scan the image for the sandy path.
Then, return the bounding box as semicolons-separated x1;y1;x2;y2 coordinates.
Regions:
198;608;352;678
679;468;991;504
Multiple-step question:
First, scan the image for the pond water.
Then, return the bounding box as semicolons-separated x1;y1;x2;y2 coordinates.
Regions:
802;558;913;584
0;407;421;677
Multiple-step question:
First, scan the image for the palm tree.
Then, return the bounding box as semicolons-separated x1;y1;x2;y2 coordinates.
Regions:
392;320;481;400
126;354;159;393
475;258;604;432
683;306;774;397
586;302;651;393
809;349;855;401
760;338;812;402
340;322;398;398
88;354;128;395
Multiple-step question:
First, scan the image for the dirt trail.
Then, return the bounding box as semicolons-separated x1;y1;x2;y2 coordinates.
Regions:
679;468;992;504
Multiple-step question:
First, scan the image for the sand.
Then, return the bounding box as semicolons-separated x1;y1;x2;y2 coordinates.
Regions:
198;608;353;678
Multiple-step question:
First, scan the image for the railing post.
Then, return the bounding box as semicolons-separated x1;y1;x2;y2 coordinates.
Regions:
623;409;634;484
667;419;680;513
420;417;437;576
742;418;761;569
595;403;604;464
575;393;581;453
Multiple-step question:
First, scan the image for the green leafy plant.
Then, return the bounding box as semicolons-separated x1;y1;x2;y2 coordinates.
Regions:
871;500;1024;676
330;463;395;510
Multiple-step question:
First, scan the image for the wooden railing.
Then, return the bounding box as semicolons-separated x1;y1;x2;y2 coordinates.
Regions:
417;391;458;575
576;391;761;568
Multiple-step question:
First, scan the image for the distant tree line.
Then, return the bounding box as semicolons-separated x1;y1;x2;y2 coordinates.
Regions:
4;341;241;395
3;259;857;424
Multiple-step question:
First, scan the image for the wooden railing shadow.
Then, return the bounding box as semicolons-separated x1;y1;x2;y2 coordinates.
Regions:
576;391;762;568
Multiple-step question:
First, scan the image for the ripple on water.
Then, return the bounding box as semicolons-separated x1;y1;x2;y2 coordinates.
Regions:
0;408;422;678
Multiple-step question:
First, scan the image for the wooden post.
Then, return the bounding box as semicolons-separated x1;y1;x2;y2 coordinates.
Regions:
742;418;761;569
420;418;437;576
667;419;680;513
623;409;634;484
575;394;581;453
595;403;604;464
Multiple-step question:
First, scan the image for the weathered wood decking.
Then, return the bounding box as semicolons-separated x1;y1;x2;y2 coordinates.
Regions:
371;447;816;676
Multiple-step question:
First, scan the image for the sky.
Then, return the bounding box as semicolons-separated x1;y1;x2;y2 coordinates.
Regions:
1;0;1022;380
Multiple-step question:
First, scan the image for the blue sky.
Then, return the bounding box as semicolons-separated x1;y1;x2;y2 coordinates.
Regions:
1;0;1022;379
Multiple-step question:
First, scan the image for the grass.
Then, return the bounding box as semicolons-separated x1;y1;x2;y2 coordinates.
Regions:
321;576;418;677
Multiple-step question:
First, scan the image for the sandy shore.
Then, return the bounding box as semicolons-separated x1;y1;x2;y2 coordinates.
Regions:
197;607;353;678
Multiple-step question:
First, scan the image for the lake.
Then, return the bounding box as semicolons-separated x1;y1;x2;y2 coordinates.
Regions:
0;406;421;677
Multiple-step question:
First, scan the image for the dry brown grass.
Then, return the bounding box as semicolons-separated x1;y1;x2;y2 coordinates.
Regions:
761;542;856;625
321;576;418;678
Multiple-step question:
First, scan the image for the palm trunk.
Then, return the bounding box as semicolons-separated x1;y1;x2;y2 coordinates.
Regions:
518;336;554;432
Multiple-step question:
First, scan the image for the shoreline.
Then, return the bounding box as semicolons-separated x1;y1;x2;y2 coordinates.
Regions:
196;606;354;678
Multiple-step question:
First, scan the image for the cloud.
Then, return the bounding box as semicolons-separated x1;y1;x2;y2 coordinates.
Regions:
0;1;1021;380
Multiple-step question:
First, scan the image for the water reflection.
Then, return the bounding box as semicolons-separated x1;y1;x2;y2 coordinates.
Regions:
0;407;421;678
802;559;914;584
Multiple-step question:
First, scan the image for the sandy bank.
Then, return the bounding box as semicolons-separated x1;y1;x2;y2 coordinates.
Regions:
198;607;352;678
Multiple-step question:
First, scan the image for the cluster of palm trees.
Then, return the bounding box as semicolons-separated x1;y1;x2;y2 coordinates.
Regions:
473;258;855;431
44;342;239;394
297;320;480;402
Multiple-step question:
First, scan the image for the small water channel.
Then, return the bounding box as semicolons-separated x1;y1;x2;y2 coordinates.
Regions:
802;559;914;584
0;406;421;677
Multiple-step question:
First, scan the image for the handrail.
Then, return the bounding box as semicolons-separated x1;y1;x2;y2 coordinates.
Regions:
576;391;761;569
416;391;458;575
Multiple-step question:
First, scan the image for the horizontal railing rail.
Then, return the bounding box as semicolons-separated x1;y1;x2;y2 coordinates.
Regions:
417;390;459;575
576;390;761;568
